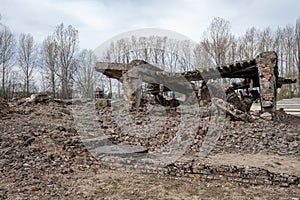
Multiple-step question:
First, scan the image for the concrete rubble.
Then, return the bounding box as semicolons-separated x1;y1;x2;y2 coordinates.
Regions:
0;102;100;199
0;97;10;118
0;99;299;198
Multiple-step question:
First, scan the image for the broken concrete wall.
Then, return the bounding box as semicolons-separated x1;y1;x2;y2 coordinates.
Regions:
122;70;143;108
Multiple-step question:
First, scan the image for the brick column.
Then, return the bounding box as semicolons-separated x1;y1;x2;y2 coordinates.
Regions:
256;51;278;118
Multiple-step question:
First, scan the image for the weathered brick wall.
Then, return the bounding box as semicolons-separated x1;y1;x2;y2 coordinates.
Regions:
256;51;278;117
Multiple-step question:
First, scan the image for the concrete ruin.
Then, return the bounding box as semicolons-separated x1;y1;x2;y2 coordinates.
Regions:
95;51;296;119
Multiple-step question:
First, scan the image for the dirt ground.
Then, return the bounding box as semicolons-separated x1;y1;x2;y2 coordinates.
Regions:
4;167;298;200
1;101;300;199
57;169;300;200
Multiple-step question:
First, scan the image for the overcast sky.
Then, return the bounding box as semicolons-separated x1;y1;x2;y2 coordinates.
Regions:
1;0;300;50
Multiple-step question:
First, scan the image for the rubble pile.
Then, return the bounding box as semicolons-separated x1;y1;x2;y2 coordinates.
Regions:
97;106;181;151
165;161;299;187
1;100;299;198
0;97;10;118
17;93;50;105
96;105;300;156
94;104;300;187
0;103;100;199
209;111;300;156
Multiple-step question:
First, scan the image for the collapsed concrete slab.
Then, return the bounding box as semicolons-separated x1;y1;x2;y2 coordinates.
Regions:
95;51;297;119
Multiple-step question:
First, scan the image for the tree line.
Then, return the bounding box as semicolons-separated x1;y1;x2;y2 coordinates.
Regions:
0;16;300;100
0;17;99;100
103;17;300;99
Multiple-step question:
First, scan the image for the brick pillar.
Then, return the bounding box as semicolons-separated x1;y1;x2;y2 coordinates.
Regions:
256;51;278;118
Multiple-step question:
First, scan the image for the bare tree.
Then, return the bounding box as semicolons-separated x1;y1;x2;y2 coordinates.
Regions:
0;25;15;98
130;36;139;60
273;27;285;75
281;25;295;75
179;40;194;71
41;36;58;98
111;39;123;98
258;27;274;53
74;49;96;98
7;70;22;99
202;17;233;66
295;18;300;95
237;27;259;60
18;33;37;96
102;48;113;97
41;35;58;98
165;38;179;72
139;36;149;62
54;23;78;99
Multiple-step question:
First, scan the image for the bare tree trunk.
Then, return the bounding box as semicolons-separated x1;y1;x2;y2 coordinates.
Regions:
18;33;36;98
26;72;30;96
54;23;78;99
42;35;58;99
297;19;300;96
0;26;15;99
2;63;5;98
51;71;56;99
61;69;68;99
74;49;97;99
201;17;232;66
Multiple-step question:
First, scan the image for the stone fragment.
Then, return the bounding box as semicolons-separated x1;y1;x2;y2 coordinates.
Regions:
260;112;272;120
